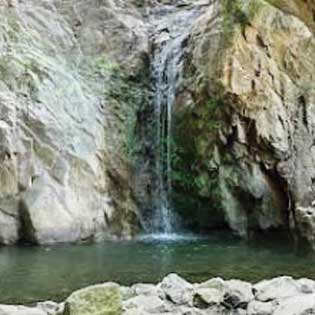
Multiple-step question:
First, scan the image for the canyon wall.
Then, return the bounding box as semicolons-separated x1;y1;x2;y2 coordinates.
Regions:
0;0;149;244
1;0;315;248
173;0;315;248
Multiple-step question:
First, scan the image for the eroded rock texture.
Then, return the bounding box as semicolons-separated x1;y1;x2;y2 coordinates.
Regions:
0;0;149;244
173;0;315;247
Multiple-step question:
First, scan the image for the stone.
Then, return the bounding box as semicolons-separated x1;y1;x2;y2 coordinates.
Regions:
131;283;162;297
64;283;122;315
123;295;170;313
158;274;194;305
273;294;315;315
0;305;46;315
198;278;226;292
193;288;224;308
224;280;254;308
36;301;64;315
254;277;302;302
296;278;315;294
247;300;277;315
120;286;135;301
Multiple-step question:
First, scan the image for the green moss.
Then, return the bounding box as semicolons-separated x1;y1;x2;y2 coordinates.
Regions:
221;0;267;47
64;283;122;315
171;97;227;230
86;54;148;166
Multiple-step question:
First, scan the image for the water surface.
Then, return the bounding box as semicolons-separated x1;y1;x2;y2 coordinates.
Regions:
0;232;314;304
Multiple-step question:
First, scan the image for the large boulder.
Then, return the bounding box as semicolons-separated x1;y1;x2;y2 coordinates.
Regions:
254;277;304;302
64;283;122;315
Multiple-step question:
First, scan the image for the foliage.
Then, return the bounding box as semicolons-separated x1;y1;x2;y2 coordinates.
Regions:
221;0;266;46
171;97;225;208
86;54;147;166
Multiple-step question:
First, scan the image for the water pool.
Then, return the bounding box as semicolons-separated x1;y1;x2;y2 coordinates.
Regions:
0;232;314;304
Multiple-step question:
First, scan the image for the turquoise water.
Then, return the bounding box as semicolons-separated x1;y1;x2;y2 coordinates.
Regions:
0;232;314;304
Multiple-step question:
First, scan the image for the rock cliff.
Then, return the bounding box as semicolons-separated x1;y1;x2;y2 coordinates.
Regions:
1;0;315;248
0;0;149;244
172;0;315;249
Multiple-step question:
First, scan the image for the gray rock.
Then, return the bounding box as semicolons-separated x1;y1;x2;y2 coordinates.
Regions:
247;300;277;315
296;278;315;294
123;295;171;313
0;305;46;315
193;288;224;308
198;278;226;292
120;286;135;301
159;274;194;305
254;277;302;302
36;301;64;315
273;294;315;315
131;283;163;298
224;280;254;308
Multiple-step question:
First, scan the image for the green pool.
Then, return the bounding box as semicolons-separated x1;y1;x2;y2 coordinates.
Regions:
0;232;314;304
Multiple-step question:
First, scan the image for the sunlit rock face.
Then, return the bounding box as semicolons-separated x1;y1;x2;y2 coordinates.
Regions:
173;0;315;246
0;0;149;244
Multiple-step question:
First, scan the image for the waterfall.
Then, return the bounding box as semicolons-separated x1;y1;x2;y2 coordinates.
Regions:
147;1;208;235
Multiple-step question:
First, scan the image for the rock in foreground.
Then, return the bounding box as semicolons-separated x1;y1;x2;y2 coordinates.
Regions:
1;274;315;315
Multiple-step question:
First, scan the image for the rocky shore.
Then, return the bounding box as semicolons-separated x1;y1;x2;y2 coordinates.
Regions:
1;274;315;315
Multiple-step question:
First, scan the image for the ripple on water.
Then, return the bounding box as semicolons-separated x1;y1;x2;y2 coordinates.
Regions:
136;233;207;243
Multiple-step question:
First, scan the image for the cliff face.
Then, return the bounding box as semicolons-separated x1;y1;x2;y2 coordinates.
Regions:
1;0;315;248
0;0;149;244
173;0;315;247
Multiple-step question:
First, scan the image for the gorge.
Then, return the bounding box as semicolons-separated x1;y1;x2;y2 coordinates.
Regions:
1;0;315;312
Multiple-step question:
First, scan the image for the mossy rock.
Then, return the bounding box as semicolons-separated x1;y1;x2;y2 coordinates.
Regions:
63;283;122;315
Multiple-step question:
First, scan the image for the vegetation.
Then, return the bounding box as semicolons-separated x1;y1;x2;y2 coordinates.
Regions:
89;55;148;165
221;0;266;46
170;97;227;230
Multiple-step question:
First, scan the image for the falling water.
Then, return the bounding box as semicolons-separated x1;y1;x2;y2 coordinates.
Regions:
149;1;208;235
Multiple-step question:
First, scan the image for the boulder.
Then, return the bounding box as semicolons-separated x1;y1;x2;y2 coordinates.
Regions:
123;295;170;313
64;283;122;315
224;280;254;308
193;288;224;308
0;305;46;315
158;274;194;305
247;300;277;315
273;294;315;315
254;277;302;301
131;283;163;297
36;301;64;315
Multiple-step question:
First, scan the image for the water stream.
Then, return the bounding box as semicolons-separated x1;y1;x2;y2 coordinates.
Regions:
149;1;208;235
